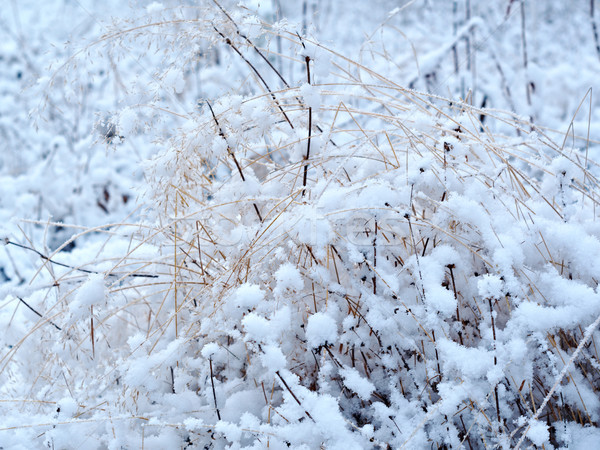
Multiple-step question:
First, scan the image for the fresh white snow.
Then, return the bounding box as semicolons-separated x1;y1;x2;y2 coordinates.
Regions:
1;1;600;448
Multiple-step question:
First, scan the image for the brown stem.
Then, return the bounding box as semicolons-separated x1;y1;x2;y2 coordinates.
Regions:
90;306;95;359
448;264;464;346
460;414;474;450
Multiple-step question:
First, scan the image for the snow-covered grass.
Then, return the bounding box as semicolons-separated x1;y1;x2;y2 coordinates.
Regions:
2;1;600;448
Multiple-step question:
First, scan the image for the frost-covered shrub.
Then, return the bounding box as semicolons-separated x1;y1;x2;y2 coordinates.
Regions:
2;2;600;449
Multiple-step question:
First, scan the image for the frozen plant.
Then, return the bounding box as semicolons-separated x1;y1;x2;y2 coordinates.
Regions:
2;1;600;449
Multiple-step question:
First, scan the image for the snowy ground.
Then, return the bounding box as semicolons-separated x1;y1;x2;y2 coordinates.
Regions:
1;1;600;448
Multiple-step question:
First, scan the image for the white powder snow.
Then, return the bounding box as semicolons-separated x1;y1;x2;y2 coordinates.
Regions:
146;2;163;14
4;1;600;448
118;108;137;135
274;263;304;294
300;83;320;110
69;274;105;321
339;366;374;400
527;420;549;446
306;312;338;348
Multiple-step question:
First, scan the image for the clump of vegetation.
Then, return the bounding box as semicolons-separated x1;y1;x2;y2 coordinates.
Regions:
2;2;600;448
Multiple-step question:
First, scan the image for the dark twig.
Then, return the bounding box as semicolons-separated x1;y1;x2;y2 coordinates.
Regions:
506;0;518;17
489;298;501;425
405;207;426;303
213;26;294;130
170;366;176;394
209;358;222;421
8;240;96;274
460;414;474;450
206;101;263;222
302;55;312;196
17;297;62;331
90;306;95;359
211;7;339;151
591;0;600;62
448;263;464;346
206;101;246;182
213;0;291;89
372;220;377;295
213;1;341;152
275;370;314;422
211;6;342;155
5;240;158;279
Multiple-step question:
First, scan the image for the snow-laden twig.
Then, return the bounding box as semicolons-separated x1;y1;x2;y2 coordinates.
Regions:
514;312;600;449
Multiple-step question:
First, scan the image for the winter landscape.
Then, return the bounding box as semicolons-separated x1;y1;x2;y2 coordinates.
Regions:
1;0;600;448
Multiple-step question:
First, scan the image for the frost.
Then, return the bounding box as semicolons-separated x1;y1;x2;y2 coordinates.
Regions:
201;342;220;359
183;417;204;431
232;283;264;310
127;333;146;351
260;344;287;373
438;339;494;379
215;421;242;443
242;313;271;341
74;274;105;307
57;397;78;417
221;390;264;424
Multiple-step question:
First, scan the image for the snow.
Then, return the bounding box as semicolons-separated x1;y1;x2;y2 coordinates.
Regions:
260;344;287;373
2;0;600;448
68;273;105;321
527;420;549;447
339;366;374;401
57;397;79;418
221;390;264;424
163;67;185;94
299;82;320;110
477;274;504;299
232;282;264;309
146;2;163;14
557;423;600;450
73;274;105;308
274;263;304;294
306;312;338;348
118;108;138;136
